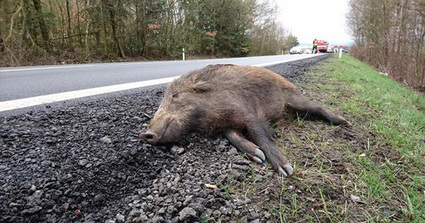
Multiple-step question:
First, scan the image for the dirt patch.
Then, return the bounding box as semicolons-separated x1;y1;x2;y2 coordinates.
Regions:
2;54;403;222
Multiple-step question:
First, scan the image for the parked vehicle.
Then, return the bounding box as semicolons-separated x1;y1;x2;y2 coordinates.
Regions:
289;47;303;54
303;48;312;54
317;40;329;53
290;45;312;54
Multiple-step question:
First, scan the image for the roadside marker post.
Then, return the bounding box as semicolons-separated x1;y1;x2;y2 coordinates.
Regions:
182;48;185;61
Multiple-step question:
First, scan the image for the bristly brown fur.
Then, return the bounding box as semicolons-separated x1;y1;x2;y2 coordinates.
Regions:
140;64;348;176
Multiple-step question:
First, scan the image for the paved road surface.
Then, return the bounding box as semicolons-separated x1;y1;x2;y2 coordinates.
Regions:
0;54;325;115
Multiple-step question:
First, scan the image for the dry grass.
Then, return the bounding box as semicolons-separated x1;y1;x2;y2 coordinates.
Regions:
224;54;425;222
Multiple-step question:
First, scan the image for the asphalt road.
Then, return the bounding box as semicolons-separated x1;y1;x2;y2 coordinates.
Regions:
0;54;325;115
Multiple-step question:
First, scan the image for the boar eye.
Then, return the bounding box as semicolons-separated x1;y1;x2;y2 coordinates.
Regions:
172;93;179;99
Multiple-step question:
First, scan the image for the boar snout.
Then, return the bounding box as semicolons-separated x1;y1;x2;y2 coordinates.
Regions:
139;131;160;144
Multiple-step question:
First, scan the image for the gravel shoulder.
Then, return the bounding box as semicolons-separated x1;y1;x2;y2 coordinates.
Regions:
1;54;341;222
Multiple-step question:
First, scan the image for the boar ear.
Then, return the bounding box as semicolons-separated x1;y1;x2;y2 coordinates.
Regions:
193;81;211;93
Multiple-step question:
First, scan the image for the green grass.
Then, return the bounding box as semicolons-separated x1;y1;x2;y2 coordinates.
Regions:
305;54;425;222
222;54;424;222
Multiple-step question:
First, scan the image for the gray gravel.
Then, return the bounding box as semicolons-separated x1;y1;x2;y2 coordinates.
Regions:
0;54;331;222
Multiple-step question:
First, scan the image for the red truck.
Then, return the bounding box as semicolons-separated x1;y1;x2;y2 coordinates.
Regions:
317;40;329;53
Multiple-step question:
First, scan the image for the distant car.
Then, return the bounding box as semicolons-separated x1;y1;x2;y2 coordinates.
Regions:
327;47;334;53
303;48;312;54
290;47;303;54
335;48;348;53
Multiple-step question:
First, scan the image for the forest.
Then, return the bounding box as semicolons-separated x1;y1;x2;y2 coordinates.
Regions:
347;0;425;92
2;0;424;93
0;0;298;67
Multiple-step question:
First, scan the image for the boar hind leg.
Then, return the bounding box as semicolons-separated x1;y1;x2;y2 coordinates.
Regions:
287;93;348;125
248;121;294;177
225;130;266;164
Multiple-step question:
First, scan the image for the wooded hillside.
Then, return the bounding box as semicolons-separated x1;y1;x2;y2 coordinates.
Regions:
0;0;298;66
347;0;425;92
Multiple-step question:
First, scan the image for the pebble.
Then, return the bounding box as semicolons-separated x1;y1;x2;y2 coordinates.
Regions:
171;145;185;155
79;159;89;166
248;209;260;220
129;209;140;217
178;207;197;221
212;209;222;218
115;213;125;222
21;206;42;215
94;193;105;202
189;202;205;213
30;185;37;192
100;136;112;144
9;202;21;207
158;207;166;214
219;206;232;215
200;208;213;220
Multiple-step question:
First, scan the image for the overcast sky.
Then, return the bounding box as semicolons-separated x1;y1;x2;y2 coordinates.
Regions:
275;0;353;46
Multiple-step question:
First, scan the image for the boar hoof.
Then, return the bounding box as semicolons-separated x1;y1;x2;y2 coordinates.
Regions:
246;149;266;164
278;167;287;177
247;154;263;164
283;163;294;175
278;164;294;177
255;149;266;161
246;154;267;166
337;115;351;126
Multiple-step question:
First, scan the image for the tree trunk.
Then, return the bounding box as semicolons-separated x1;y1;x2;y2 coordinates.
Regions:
32;0;51;52
100;1;108;55
66;0;72;46
84;0;91;53
76;0;83;47
135;1;146;56
0;28;4;53
104;0;125;58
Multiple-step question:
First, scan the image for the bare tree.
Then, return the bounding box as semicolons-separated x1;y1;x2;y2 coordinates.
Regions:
0;0;294;66
347;0;425;91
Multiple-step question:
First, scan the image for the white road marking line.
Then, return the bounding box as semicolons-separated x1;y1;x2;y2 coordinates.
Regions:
0;54;324;112
253;55;318;67
0;65;95;73
0;76;179;112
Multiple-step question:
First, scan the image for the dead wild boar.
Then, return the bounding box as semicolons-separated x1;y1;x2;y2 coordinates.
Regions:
139;64;348;176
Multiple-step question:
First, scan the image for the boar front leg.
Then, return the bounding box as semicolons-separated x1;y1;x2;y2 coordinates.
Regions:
225;130;266;164
248;120;294;177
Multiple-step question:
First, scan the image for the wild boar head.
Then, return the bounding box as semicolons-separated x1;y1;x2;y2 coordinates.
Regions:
139;78;212;145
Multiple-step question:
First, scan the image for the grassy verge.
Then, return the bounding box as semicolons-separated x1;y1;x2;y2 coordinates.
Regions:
223;54;424;223
286;54;425;222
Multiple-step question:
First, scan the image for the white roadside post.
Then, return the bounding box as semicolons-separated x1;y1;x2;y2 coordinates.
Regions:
182;48;185;61
339;45;343;58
